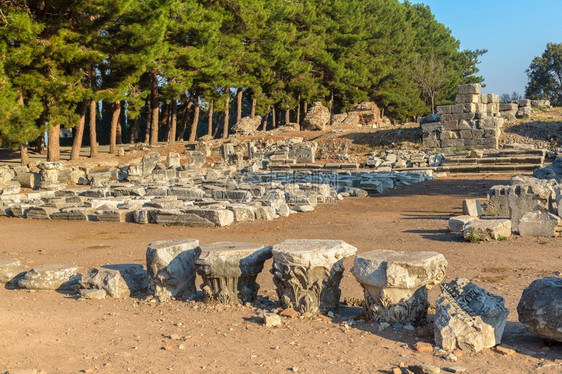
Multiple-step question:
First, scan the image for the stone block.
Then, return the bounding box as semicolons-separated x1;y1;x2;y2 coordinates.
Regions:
462;199;482;217
435;278;509;353
196;242;272;304
79;264;148;298
456;94;480;104
146;239;201;301
352;250;447;325
518;212;562;237
0;258;27;283
272;239;356;314
448;216;477;233
463;219;511;241
517;277;562;342
457;84;481;95
507;184;551;222
18;264;80;291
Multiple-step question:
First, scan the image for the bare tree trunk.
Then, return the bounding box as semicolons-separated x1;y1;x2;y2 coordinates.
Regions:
296;95;301;125
179;99;193;140
144;97;151;143
236;88;243;124
285;107;290;125
272;107;276;128
130;116;139;144
329;92;334;124
35;134;45;154
207;99;214;137
168;100;177;144
213;112;222;138
303;101;308;116
222;96;229;139
189;100;200;142
89;100;98;157
262;109;269;131
150;71;159;146
71;100;87;160
20;144;29;166
161;102;169;142
431;94;435;114
109;100;121;154
251;98;257;117
47;124;60;161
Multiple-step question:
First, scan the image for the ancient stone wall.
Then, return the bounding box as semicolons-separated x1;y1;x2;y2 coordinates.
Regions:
422;84;504;150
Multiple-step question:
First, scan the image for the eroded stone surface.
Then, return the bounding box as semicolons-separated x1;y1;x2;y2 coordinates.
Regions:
519;212;562;237
196;242;272;304
0;258;27;283
18;264;80;291
146;239;201;301
272;239;356;314
463;219;511;241
435;278;509;352
517;277;562;342
352;250;447;325
448;216;477;233
79;264;148;298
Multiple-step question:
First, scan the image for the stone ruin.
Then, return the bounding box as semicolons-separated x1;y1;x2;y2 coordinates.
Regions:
499;99;552;120
422;84;504;150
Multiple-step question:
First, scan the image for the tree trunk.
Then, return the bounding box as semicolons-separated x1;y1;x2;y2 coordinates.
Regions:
207;99;214;137
89;100;98;157
20;144;29;166
329;92;334;124
35;135;45;154
285;107;290;126
47;124;60;161
130;116;139;144
213;112;222;138
236;88;243;124
71;100;87;160
222;96;229;139
189;100;200;142
109;100;121;154
169;100;177;144
145;97;152;143
303;101;308;117
251;98;257;117
296;95;301;125
431;94;435;114
161;102;169;142
150;71;159;146
179;99;193;140
262;109;269;131
272;107;276;128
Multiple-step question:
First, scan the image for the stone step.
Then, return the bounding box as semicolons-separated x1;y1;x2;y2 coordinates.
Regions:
442;156;544;166
436;163;541;173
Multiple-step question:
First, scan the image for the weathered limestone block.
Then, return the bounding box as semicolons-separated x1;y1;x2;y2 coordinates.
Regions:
302;102;331;131
166;151;181;169
435;278;509;352
254;205;277;220
18;264;80;291
142;152;161;175
272;239;357;314
152;208;234;227
0;258;27;283
519;212;562;237
26;206;58;220
79;264;148;298
146;239;201;301
288;143;317;163
232;115;262;135
226;204;256;222
351;250;447;325
534;156;562;182
517;277;562;342
486;185;509;217
1;181;21;195
37;162;64;190
462;199;482;217
507;183;551;222
95;208;132;222
210;189;253;203
448;215;477;233
184;151;206;169
457;84;481;95
463;219;511;241
348;102;381;127
50;207;94;221
196;242;272;304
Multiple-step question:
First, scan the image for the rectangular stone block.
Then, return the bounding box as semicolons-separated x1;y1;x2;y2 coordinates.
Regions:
421;122;441;133
458;84;481;95
441;138;465;148
450;104;465;114
458;112;476;121
463;103;478;113
456;94;480;104
500;103;518;111
436;105;451;114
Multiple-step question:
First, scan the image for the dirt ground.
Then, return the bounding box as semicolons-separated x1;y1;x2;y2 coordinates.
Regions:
0;176;561;374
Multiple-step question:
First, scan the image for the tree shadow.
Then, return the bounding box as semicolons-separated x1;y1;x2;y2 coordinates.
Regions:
501;321;562;361
402;229;464;243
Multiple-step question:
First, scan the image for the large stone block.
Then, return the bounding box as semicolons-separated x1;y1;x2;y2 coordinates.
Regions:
272;239;356;314
352;250;447;325
457;84;481;95
507;184;551;222
435;278;509;352
0;258;27;284
232;115;262;135
196;242;272;304
517;277;562;342
302;102;331;131
462;199;483;217
463;219;511;241
146;239;201;301
448;215;477;233
18;264;80;291
519;212;562;237
79;264;148;298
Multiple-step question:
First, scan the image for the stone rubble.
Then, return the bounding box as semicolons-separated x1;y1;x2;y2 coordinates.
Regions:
18;264;81;291
78;264;148;298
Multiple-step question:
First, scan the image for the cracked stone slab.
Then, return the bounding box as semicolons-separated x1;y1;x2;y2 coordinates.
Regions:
18;264;80;291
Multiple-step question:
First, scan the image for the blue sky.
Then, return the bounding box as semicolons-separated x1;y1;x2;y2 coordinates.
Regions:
413;0;562;96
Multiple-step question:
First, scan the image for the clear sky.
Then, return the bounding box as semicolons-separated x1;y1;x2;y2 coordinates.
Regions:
413;0;562;96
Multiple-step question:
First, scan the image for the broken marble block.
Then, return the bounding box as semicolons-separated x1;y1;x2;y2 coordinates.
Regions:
79;264;148;298
448;215;477;233
37;161;64;190
435;278;509;352
352;250;447;325
271;239;357;314
518;212;562;237
517;277;562;342
146;239;201;301
0;258;27;284
196;242;272;305
18;264;80;291
463;219;511;241
462;199;482;217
